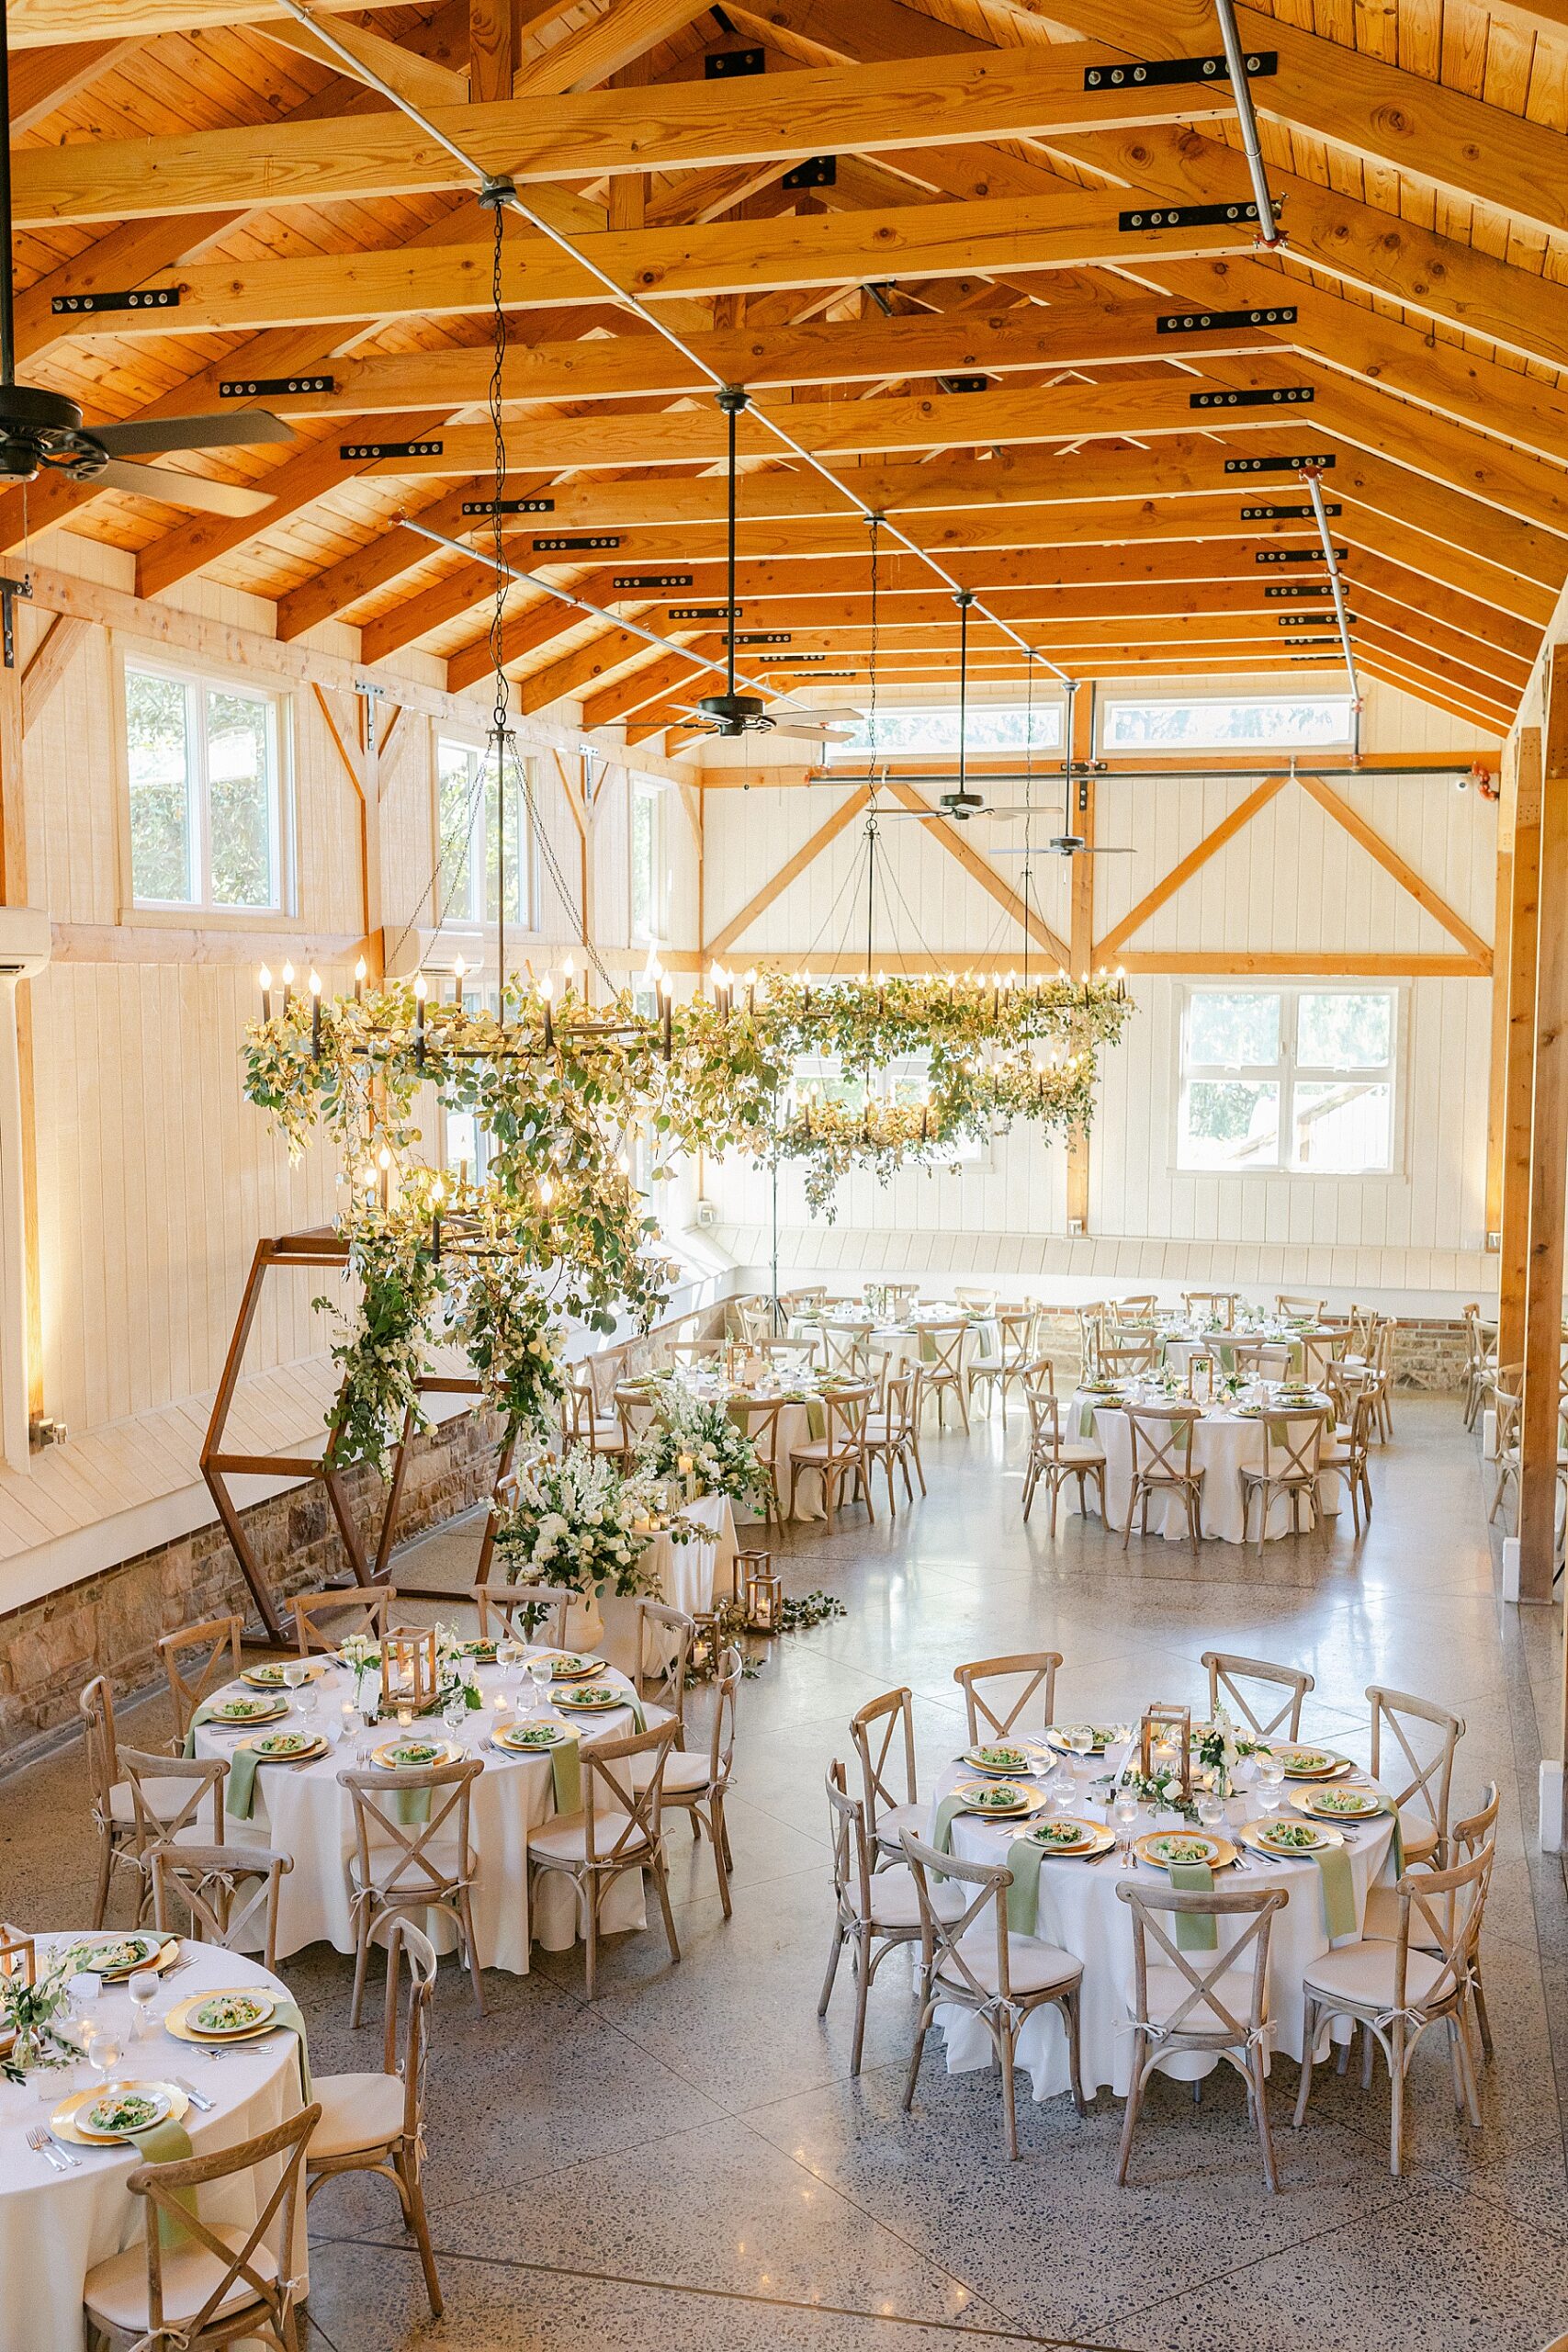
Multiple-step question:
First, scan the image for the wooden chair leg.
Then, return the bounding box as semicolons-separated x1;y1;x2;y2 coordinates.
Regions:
850;1928;870;2076
709;1797;733;1918
651;1848;682;1965
1292;1999;1319;2127
348;1902;374;2030
400;2153;446;2318
998;2020;1019;2160
1250;2041;1280;2192
91;1830;114;1931
1116;2041;1148;2184
818;1919;846;2018
1064;1988;1086;2116
457;1886;486;2017
903;1996;933;2113
1389;2018;1406;2177
583;1878;600;2001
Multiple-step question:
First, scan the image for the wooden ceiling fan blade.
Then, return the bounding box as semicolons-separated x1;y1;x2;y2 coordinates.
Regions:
87;459;276;515
91;410;294;458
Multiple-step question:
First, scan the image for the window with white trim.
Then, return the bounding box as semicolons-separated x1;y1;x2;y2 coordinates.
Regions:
826;702;1064;761
436;736;535;929
124;660;287;912
1178;987;1397;1174
629;777;668;944
1101;695;1355;755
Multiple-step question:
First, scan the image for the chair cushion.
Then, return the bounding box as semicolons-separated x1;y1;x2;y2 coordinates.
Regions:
309;2069;407;2159
846;1861;964;1930
1041;1442;1105;1467
85;2227;279;2332
1139;1962;1265;2035
628;1749;713;1794
109;1778;214;1827
937;1930;1081;1998
1302;1937;1448;2010
529;1810;650;1862
1398;1811;1439;1862
871;1799;927;1852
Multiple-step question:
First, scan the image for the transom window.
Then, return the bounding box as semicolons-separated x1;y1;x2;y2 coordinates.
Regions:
827;703;1064;761
124;660;286;912
1178;987;1397;1174
436;736;534;928
1101;695;1355;754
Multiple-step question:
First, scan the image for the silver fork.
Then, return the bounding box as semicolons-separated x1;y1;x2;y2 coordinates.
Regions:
27;2125;74;2172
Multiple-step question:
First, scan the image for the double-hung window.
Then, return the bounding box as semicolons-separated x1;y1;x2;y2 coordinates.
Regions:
436;736;534;928
1179;987;1398;1174
125;660;287;912
630;778;668;944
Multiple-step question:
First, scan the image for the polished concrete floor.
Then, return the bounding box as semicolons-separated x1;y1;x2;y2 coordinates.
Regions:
4;1393;1566;2351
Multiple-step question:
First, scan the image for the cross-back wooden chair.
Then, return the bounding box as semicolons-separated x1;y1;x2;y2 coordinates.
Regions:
1201;1650;1314;1742
1367;1685;1465;1868
850;1686;922;1863
1239;1408;1329;1547
967;1306;1039;1417
1098;1335;1158;1380
470;1580;573;1646
1117;1293;1158;1317
761;1334;820;1372
818;1762;961;2075
1077;1304;1107;1380
1116;1877;1286;2191
727;1393;785;1523
527;1717;682;1997
151;1838;292;1973
1297;1327;1345;1386
1367;1780;1501;2056
780;1285;827;1317
1122;1403;1205;1551
1276;1292;1325;1319
1295;1839;1495;2177
560;1374;633;1463
667;1339;721;1371
292;1589;389;1657
1321;1388;1376;1534
118;1747;229;1922
910;1319;969;1430
159;1614;244;1749
1182;1290;1238;1323
901;1831;1085;2158
339;1756;485;2025
84;2103;319;2352
635;1646;743;1915
822;1319;874;1378
953;1652;1062;1745
635;1598;694;1741
1022;1381;1107;1532
306;1918;444;2319
81;1674;141;1928
786;1382;874;1527
863;1370;925;1513
1345;1304;1380;1363
1461;1304;1497;1431
1226;1336;1288;1383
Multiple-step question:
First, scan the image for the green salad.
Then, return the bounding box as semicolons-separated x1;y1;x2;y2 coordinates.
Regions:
973;1744;1032;1772
214;1696;277;1720
1259;1820;1325;1849
1149;1836;1215;1867
85;2091;163;2135
971;1782;1024;1809
508;1723;564;1747
389;1741;442;1767
254;1732;313;1758
1310;1789;1379;1815
67;1935;158;1977
1032;1820;1092;1847
193;1992;269;2034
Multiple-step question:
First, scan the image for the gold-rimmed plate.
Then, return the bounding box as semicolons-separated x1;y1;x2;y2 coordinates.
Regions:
1044;1724;1124;1758
555;1684;626;1713
242;1661;328;1690
1134;1829;1238;1872
1271;1747;1353;1781
549;1655;606;1681
238;1731;327;1764
1292;1785;1388;1824
371;1736;461;1770
1240;1817;1345;1860
953;1781;1049;1821
1027;1816;1115;1858
52;2079;187;2146
495;1720;573;1753
207;1694;289;1727
59;1932;178;1983
963;1741;1049;1778
166;1988;276;2043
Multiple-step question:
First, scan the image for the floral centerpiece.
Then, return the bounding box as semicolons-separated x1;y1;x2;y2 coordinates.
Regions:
1;1951;75;2084
493;1444;667;1601
637;1383;770;1510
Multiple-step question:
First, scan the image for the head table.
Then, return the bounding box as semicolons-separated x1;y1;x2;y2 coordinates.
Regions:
1070;1386;1342;1545
193;1650;652;1975
0;1937;307;2352
928;1741;1397;2102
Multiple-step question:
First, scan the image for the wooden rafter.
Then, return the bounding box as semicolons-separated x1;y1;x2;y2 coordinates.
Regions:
705;785;873;958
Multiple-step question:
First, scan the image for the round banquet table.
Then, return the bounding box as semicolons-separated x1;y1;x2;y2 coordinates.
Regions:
1069;1392;1340;1545
928;1754;1397;2102
193;1653;649;1975
0;1937;308;2352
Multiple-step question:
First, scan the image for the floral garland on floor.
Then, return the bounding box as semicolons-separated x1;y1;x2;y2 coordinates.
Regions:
243;968;1132;1465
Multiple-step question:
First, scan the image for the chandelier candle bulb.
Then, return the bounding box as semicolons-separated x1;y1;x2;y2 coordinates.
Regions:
539;975;554;1052
258;965;273;1021
660;977;673;1058
413;975;427;1067
354;955;367;1006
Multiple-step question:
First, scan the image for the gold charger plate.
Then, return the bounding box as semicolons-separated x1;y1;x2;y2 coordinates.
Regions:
1291;1786;1387;1824
1134;1829;1239;1872
371;1736;461;1770
51;2079;189;2147
1239;1817;1345;1860
165;1988;277;2045
550;1656;606;1680
1027;1816;1115;1858
555;1684;626;1712
242;1661;327;1689
963;1742;1049;1778
495;1721;572;1752
237;1732;328;1764
953;1781;1049;1821
58;1938;179;1975
207;1695;288;1726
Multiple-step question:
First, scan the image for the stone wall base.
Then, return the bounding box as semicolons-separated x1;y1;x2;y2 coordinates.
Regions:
1029;1310;1468;1392
0;1406;505;1772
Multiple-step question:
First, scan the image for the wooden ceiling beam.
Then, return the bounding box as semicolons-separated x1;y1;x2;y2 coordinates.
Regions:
10;49;1243;225
581;650;705;729
6;0;410;39
253;14;468;105
444;571;634;691
8;35;140;128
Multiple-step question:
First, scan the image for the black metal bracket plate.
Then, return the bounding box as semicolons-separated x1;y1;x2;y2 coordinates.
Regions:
670;605;734;619
1266;582;1338;598
1191;386;1313;410
534;535;621;550
1085;51;1275;89
938;374;990;392
1158;306;1297;334
726;632;790;644
342;439;442;459
221;374;333;397
705;46;763;74
1225;453;1333;473
1258;546;1347;563
1119;198;1280;232
616;573;692;589
52;286;179;316
1242;502;1340;520
783;156;835;188
462;497;555;514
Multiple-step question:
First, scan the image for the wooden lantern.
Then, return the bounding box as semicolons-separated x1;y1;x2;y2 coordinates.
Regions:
381;1626;439;1716
0;1923;36;1990
1139;1703;1192;1799
741;1549;783;1634
689;1608;721;1678
1186;1352;1215;1404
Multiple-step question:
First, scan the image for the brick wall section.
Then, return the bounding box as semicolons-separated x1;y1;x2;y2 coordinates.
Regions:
1031;1311;1469;1391
0;1407;505;1770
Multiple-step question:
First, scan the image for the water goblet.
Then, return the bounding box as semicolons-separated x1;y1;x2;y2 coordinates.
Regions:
1115;1791;1140;1867
87;2028;123;2095
1256;1757;1286;1819
526;1654;555;1719
127;1970;159;2042
282;1660;308;1702
494;1638;517;1687
443;1690;467;1746
296;1678;320;1726
1196;1792;1224;1842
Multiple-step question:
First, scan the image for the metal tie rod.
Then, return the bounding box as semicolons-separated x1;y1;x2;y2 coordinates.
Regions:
1296;464;1359;700
1213;0;1285;251
272;0;1078;703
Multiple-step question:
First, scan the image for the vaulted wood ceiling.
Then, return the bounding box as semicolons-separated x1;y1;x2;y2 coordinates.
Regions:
10;0;1566;750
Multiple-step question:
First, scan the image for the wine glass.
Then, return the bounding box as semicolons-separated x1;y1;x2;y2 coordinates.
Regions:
526;1654;555;1720
494;1637;517;1688
282;1660;308;1703
442;1690;467;1746
1196;1791;1225;1843
127;1970;159;2042
87;2027;123;2097
1256;1757;1286;1819
296;1676;320;1726
1115;1790;1140;1867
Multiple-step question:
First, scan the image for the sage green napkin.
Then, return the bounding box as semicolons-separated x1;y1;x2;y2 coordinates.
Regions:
182;1702;222;1758
1287;1339;1305;1377
1168;1860;1217;1951
1314;1845;1357;1943
1004;1835;1046;1935
931;1792;964;1855
224;1746;262;1820
266;1997;312;2101
806;1398;826;1440
127;2117;197;2248
1075;1394;1100;1441
919;1329;938;1364
550;1735;581;1815
393;1784;432;1827
1214;1341;1235;1376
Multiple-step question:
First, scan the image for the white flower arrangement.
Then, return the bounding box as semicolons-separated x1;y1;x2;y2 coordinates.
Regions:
494;1444;668;1600
637;1381;770;1510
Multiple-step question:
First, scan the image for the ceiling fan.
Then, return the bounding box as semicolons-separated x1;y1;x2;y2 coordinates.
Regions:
677;385;862;743
0;7;292;518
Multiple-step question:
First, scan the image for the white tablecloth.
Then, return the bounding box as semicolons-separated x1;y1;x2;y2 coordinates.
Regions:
194;1657;647;1975
931;1758;1396;2101
0;1938;307;2352
1073;1395;1340;1544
